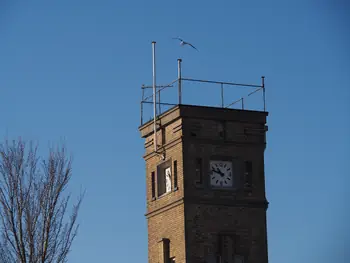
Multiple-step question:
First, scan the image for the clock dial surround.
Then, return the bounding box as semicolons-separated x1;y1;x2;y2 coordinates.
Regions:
209;160;233;188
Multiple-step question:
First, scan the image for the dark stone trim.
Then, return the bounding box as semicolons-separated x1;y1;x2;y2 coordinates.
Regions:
184;196;269;209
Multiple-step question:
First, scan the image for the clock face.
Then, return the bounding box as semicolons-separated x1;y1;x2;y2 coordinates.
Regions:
209;160;233;187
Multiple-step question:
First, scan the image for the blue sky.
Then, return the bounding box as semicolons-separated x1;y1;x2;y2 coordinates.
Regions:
1;0;349;262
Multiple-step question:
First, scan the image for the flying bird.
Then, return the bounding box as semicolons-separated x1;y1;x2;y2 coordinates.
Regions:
172;37;198;51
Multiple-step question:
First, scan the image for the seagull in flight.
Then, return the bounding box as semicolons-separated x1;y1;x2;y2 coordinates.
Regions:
173;37;198;51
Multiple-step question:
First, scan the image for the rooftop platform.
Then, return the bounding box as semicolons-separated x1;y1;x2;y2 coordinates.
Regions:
140;57;267;128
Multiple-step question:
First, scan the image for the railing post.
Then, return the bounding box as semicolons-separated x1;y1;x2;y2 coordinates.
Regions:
140;102;144;126
178;59;182;104
262;76;266;111
158;86;161;115
141;85;145;126
221;83;224;107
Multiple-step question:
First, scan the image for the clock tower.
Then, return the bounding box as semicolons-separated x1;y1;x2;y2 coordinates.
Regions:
139;104;269;263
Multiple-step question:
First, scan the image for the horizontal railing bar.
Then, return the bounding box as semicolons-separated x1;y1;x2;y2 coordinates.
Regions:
142;85;174;89
143;79;179;101
181;78;262;88
141;101;178;106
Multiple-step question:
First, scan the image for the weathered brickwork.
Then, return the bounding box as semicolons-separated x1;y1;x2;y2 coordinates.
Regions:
139;105;269;263
147;204;186;263
141;108;186;263
184;204;268;263
183;140;267;201
145;141;184;213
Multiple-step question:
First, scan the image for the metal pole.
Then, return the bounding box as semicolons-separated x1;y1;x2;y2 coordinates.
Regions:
241;98;244;110
221;83;224;107
140;102;143;126
158;86;161;115
177;59;182;104
152;41;157;153
262;76;266;111
141;85;145;126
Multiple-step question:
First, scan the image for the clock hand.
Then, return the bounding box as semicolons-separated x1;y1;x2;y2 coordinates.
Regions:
216;168;225;177
212;168;224;177
211;168;221;175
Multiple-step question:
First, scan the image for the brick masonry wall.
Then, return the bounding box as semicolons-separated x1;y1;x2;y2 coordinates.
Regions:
181;111;269;263
184;204;268;263
143;114;187;263
182;116;268;202
147;204;186;263
140;105;269;263
145;118;184;213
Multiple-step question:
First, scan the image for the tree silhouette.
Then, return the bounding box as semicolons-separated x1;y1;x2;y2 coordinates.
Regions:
0;139;83;263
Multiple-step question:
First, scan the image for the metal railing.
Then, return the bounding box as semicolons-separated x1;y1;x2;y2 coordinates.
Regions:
140;42;266;127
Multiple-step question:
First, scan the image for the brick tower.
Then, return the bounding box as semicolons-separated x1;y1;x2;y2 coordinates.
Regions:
139;104;269;263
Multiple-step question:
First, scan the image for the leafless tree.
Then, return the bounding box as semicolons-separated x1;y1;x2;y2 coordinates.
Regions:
0;139;83;263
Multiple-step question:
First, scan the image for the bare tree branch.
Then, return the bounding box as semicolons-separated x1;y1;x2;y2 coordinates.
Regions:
0;139;84;263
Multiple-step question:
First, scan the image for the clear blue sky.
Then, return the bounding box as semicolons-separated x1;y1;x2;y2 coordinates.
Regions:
1;0;349;262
